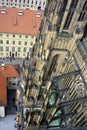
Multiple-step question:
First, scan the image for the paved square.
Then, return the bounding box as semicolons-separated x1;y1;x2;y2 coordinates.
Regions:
0;115;17;130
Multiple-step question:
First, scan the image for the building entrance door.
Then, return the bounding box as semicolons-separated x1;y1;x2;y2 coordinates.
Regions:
12;53;14;58
10;51;11;57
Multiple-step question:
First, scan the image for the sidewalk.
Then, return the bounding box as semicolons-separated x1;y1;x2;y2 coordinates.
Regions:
0;115;17;130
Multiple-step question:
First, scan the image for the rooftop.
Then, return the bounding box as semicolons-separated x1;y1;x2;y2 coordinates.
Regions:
0;65;19;106
0;72;6;106
0;65;19;77
0;7;44;35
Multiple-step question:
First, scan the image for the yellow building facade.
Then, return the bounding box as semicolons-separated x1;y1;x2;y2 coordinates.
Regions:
0;33;36;58
0;7;44;58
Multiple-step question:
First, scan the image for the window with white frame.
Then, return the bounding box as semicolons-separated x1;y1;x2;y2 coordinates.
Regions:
0;46;3;51
12;47;15;51
25;41;27;45
13;41;15;45
0;40;3;44
0;34;3;37
6;47;9;51
19;41;21;45
18;47;21;52
24;47;26;52
6;40;9;44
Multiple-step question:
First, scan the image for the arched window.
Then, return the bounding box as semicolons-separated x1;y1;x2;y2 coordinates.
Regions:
35;1;37;5
32;0;33;4
43;1;45;5
39;1;41;5
49;92;57;105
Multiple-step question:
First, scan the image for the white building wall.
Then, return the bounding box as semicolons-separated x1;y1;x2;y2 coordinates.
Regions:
0;107;5;117
7;77;19;89
0;0;46;10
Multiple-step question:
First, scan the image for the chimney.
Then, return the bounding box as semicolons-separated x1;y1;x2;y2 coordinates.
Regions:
1;63;5;71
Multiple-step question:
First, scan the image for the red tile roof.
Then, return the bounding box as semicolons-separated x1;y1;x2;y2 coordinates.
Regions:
0;7;44;35
0;65;19;106
0;73;7;106
0;65;19;77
